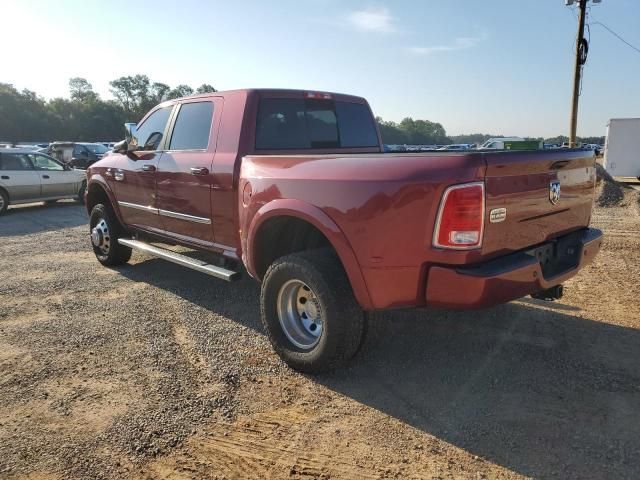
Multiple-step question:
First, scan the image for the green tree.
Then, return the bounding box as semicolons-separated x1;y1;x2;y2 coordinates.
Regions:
0;83;54;142
196;83;217;94
376;117;408;144
109;74;153;119
167;84;194;100
150;82;170;104
1;76;221;142
69;77;99;103
398;117;448;145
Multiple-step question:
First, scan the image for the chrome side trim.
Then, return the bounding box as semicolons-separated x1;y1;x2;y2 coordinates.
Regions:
158;209;212;224
117;201;211;225
118;201;159;214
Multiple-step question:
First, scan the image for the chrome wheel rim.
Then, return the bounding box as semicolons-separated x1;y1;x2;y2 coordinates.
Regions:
91;218;110;255
277;280;323;350
0;195;5;211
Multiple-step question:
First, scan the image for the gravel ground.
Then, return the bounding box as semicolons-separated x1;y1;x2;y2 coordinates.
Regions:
0;188;639;480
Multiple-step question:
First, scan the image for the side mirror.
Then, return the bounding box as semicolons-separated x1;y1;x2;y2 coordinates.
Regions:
124;122;138;152
113;139;128;154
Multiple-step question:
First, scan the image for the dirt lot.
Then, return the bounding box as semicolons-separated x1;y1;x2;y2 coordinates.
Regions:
1;182;639;480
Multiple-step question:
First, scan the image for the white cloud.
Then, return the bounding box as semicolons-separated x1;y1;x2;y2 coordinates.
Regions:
347;7;396;33
409;33;488;55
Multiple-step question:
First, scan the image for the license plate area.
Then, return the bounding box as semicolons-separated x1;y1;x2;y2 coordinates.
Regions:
529;243;557;278
526;232;582;279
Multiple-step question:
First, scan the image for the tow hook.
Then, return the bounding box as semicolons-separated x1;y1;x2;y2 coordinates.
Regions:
531;285;564;301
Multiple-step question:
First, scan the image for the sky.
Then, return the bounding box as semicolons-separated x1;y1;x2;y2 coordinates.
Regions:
1;0;639;138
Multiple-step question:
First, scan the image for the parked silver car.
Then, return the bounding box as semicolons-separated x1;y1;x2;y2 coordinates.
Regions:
0;149;86;215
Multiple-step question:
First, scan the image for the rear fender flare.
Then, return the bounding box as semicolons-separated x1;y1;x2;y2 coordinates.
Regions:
245;199;373;310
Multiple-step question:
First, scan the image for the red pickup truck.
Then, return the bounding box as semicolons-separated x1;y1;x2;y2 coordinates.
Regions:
85;89;603;372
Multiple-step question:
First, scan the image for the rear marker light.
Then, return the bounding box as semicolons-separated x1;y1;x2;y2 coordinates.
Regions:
433;182;485;250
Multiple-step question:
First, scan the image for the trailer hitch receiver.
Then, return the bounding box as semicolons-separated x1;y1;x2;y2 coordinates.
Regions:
531;285;564;301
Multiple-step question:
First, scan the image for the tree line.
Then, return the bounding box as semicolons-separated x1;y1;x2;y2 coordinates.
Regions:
0;76;216;143
0;76;604;145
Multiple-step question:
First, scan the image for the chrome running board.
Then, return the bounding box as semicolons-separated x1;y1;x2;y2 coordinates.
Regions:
118;238;240;282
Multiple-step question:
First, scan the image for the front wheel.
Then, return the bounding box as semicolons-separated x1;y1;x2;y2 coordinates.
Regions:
89;203;132;266
260;249;364;373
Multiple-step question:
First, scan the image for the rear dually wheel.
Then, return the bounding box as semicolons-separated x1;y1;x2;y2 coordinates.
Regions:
260;249;364;374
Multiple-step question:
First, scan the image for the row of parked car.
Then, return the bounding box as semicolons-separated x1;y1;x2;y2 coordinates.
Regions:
384;138;604;154
0;141;119;169
0;141;118;215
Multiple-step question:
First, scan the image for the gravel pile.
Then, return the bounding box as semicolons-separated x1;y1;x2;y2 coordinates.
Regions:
595;163;637;207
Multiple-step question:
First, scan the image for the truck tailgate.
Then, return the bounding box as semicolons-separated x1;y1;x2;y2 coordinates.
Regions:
482;150;596;257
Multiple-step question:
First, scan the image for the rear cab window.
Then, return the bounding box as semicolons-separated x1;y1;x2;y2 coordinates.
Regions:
255;96;379;151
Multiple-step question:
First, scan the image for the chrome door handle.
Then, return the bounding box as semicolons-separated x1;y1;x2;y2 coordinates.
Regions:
142;164;156;172
190;167;209;176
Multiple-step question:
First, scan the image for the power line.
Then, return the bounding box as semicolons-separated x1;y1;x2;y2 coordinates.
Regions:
590;20;640;55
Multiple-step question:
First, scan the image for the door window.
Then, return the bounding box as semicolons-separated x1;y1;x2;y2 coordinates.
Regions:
169;102;214;150
0;153;34;170
30;154;65;171
134;106;172;151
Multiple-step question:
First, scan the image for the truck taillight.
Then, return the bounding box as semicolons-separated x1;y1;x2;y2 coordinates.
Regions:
433;182;485;250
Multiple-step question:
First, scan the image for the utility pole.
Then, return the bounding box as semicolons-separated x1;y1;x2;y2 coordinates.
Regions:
569;0;588;147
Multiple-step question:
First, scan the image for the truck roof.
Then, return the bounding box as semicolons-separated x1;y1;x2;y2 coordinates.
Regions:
165;88;368;104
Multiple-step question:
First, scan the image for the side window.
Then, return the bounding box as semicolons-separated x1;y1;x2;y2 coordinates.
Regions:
133;106;172;151
0;153;34;171
30;154;64;171
169;102;214;150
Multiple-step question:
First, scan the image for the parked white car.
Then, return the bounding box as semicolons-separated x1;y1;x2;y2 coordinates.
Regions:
0;149;86;215
478;137;526;149
437;144;470;151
